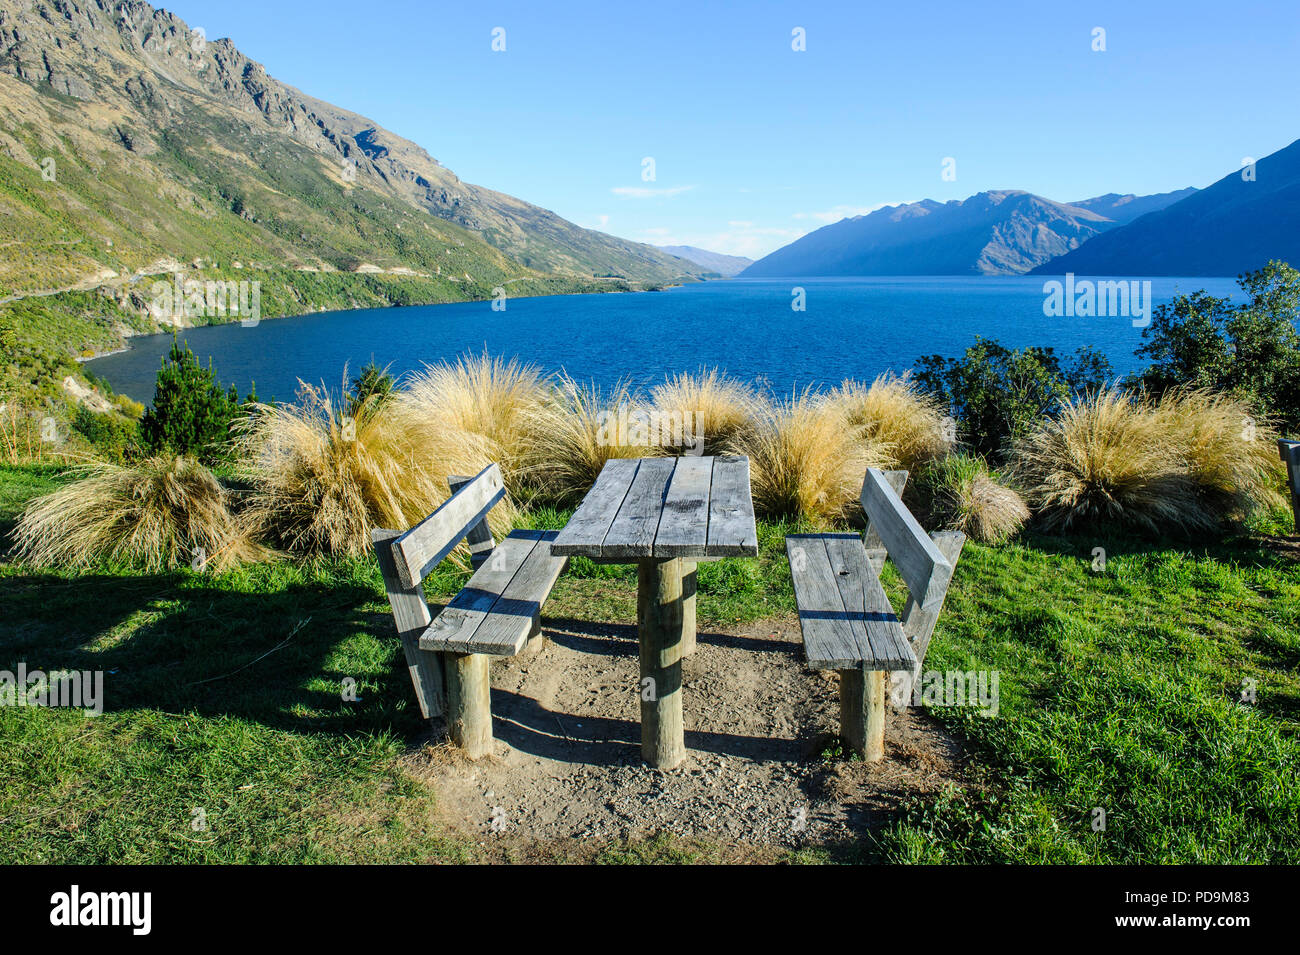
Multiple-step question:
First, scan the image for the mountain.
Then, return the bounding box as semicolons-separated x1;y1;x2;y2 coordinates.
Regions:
0;0;705;300
1068;188;1198;225
657;245;753;277
1032;141;1300;276
742;188;1196;278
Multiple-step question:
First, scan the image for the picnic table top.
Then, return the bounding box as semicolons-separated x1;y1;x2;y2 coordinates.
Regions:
550;455;759;561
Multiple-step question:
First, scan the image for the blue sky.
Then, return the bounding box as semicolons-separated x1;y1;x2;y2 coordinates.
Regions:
166;0;1299;259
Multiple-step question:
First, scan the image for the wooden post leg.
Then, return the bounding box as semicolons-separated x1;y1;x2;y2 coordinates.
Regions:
444;651;493;759
638;558;686;769
518;617;545;657
680;560;697;655
840;667;886;761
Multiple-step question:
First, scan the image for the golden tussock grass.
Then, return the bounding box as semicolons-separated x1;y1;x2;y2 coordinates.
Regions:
520;376;655;507
732;389;891;525
651;368;760;456
11;455;259;571
1010;388;1283;534
235;381;516;558
916;453;1028;543
827;372;954;471
396;354;548;490
1152;388;1286;518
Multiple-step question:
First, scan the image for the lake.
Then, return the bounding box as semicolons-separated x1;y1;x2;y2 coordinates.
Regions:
87;275;1243;403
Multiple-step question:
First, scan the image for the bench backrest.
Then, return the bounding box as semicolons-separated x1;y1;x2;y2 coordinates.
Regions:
1281;440;1300;529
389;462;506;590
860;467;954;612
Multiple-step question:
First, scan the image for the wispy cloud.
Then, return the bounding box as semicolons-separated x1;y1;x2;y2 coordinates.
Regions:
611;185;696;199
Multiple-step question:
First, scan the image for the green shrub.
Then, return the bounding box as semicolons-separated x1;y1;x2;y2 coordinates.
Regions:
71;406;141;463
1137;260;1300;430
915;338;1111;460
140;338;248;464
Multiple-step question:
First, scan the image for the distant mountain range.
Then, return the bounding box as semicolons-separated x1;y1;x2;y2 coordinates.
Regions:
1030;139;1300;276
656;245;753;277
0;0;706;298
743;188;1197;278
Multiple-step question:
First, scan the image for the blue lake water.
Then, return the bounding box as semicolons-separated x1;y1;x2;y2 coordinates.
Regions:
87;275;1243;403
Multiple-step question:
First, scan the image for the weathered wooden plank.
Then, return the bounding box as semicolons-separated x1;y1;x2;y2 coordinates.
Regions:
706;455;759;556
860;467;952;611
372;529;444;719
785;535;865;669
638;557;686;768
391;462;505;589
549;457;640;557
448;474;496;569
654;456;713;557
1281;439;1300;531
419;531;534;654
893;530;966;707
822;535;914;670
468;530;568;654
602;457;676;559
863;469;908;573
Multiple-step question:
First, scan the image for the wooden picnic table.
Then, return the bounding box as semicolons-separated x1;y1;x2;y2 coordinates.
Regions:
550;455;759;768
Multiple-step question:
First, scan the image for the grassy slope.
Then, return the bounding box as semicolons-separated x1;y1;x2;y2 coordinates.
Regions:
0;465;1296;863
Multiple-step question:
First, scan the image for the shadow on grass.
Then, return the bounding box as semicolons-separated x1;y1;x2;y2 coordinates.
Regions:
0;567;431;739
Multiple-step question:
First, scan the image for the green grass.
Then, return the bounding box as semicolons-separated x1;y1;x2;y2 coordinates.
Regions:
0;464;1297;863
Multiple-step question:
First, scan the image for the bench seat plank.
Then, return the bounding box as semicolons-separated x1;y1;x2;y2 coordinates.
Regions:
786;533;915;671
420;530;567;655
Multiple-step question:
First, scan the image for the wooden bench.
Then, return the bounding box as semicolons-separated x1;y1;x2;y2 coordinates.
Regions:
372;463;568;759
1281;439;1300;532
786;468;965;761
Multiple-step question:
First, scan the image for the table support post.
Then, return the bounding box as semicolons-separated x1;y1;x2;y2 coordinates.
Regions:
638;558;686;768
681;560;697;655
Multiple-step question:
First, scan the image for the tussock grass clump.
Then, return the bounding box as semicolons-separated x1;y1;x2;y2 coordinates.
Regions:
1011;389;1207;533
235;382;511;558
397;354;547;488
734;389;890;525
11;455;258;571
1152;388;1286;519
1012;388;1286;534
651;368;759;456
915;453;1028;543
521;376;654;506
828;373;954;471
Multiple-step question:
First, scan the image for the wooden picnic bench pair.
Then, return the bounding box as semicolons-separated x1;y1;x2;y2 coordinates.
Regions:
374;459;963;768
371;463;568;760
786;468;966;762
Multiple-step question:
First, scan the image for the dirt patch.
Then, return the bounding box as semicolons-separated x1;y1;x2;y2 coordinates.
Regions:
403;616;970;856
1259;533;1300;562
